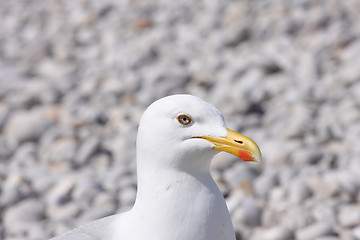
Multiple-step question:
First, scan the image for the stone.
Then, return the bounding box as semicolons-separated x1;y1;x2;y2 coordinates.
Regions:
225;190;248;214
118;187;137;210
223;164;258;189
0;136;15;159
0;104;9;131
4;199;44;227
262;208;282;228
224;25;251;48
252;227;295;240
79;205;116;223
284;104;313;139
0;173;33;206
44;137;77;169
4;107;56;143
337;172;360;201
315;237;340;240
281;206;314;230
211;170;230;196
211;152;238;172
232;199;263;227
296;223;335;240
75;136;100;166
259;140;291;165
338;229;357;240
338;205;360;228
269;186;287;205
352;226;360;239
37;59;74;80
312;203;337;225
90;153;112;174
291;147;323;165
288;179;312;204
274;162;296;183
72;180;102;203
253;171;278;198
47;202;81;221
46;177;76;206
32;173;55;194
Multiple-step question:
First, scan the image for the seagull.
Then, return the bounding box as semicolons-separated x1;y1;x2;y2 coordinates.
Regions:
51;94;261;240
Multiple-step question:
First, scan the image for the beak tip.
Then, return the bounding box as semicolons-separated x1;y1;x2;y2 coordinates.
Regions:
237;148;262;163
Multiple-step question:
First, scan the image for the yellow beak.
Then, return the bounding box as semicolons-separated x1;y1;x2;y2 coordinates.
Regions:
196;129;262;162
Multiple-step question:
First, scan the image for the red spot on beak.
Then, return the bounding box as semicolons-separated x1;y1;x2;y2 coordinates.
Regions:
238;149;254;162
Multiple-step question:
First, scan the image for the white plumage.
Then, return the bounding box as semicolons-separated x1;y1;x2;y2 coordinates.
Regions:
52;94;261;240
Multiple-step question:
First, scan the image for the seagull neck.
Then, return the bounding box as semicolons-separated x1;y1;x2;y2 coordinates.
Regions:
134;158;217;208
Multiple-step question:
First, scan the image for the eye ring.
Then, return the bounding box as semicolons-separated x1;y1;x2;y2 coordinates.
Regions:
177;114;192;126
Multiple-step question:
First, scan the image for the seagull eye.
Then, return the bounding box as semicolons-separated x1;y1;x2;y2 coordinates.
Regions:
177;114;192;125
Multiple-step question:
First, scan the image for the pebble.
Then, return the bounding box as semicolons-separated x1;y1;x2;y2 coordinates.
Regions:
72;180;102;203
315;237;340;240
251;227;295;240
352;226;360;240
43;137;77;169
4;199;44;227
46;177;76;206
117;187;137;209
296;223;335;240
232;199;263;228
75;136;101;166
46;202;81;221
288;179;312;204
0;136;15;160
338;205;360;228
253;171;278;198
223;164;258;189
291;147;323;165
4;107;56;143
0;173;33;207
0;104;9;132
211;152;238;172
269;186;287;205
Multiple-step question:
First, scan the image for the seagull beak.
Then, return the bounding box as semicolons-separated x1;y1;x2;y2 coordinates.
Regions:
196;129;262;162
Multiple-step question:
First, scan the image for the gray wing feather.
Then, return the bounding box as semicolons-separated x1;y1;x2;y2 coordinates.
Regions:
50;215;117;240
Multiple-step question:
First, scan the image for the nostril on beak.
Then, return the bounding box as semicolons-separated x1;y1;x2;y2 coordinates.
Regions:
234;140;244;144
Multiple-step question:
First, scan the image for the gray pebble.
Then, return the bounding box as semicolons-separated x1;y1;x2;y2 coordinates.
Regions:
352;226;360;240
315;237;340;240
211;152;238;172
251;227;294;240
232;199;263;227
118;187;136;209
46;177;76;206
4;107;57;143
0;173;33;207
223;164;258;189
75;136;101;166
296;222;335;240
47;202;81;221
253;171;278;198
43;137;77;170
72;180;102;203
4;199;44;228
288;179;312;204
291;147;323;165
338;205;360;228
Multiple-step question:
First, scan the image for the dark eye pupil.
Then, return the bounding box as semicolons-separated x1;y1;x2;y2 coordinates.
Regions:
178;115;191;125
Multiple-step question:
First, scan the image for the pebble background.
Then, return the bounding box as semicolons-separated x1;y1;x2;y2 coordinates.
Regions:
1;0;360;239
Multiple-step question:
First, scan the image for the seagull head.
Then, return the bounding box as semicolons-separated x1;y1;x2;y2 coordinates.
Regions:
136;94;261;173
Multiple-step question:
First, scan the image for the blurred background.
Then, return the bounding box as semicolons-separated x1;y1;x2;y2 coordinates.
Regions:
1;0;360;239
